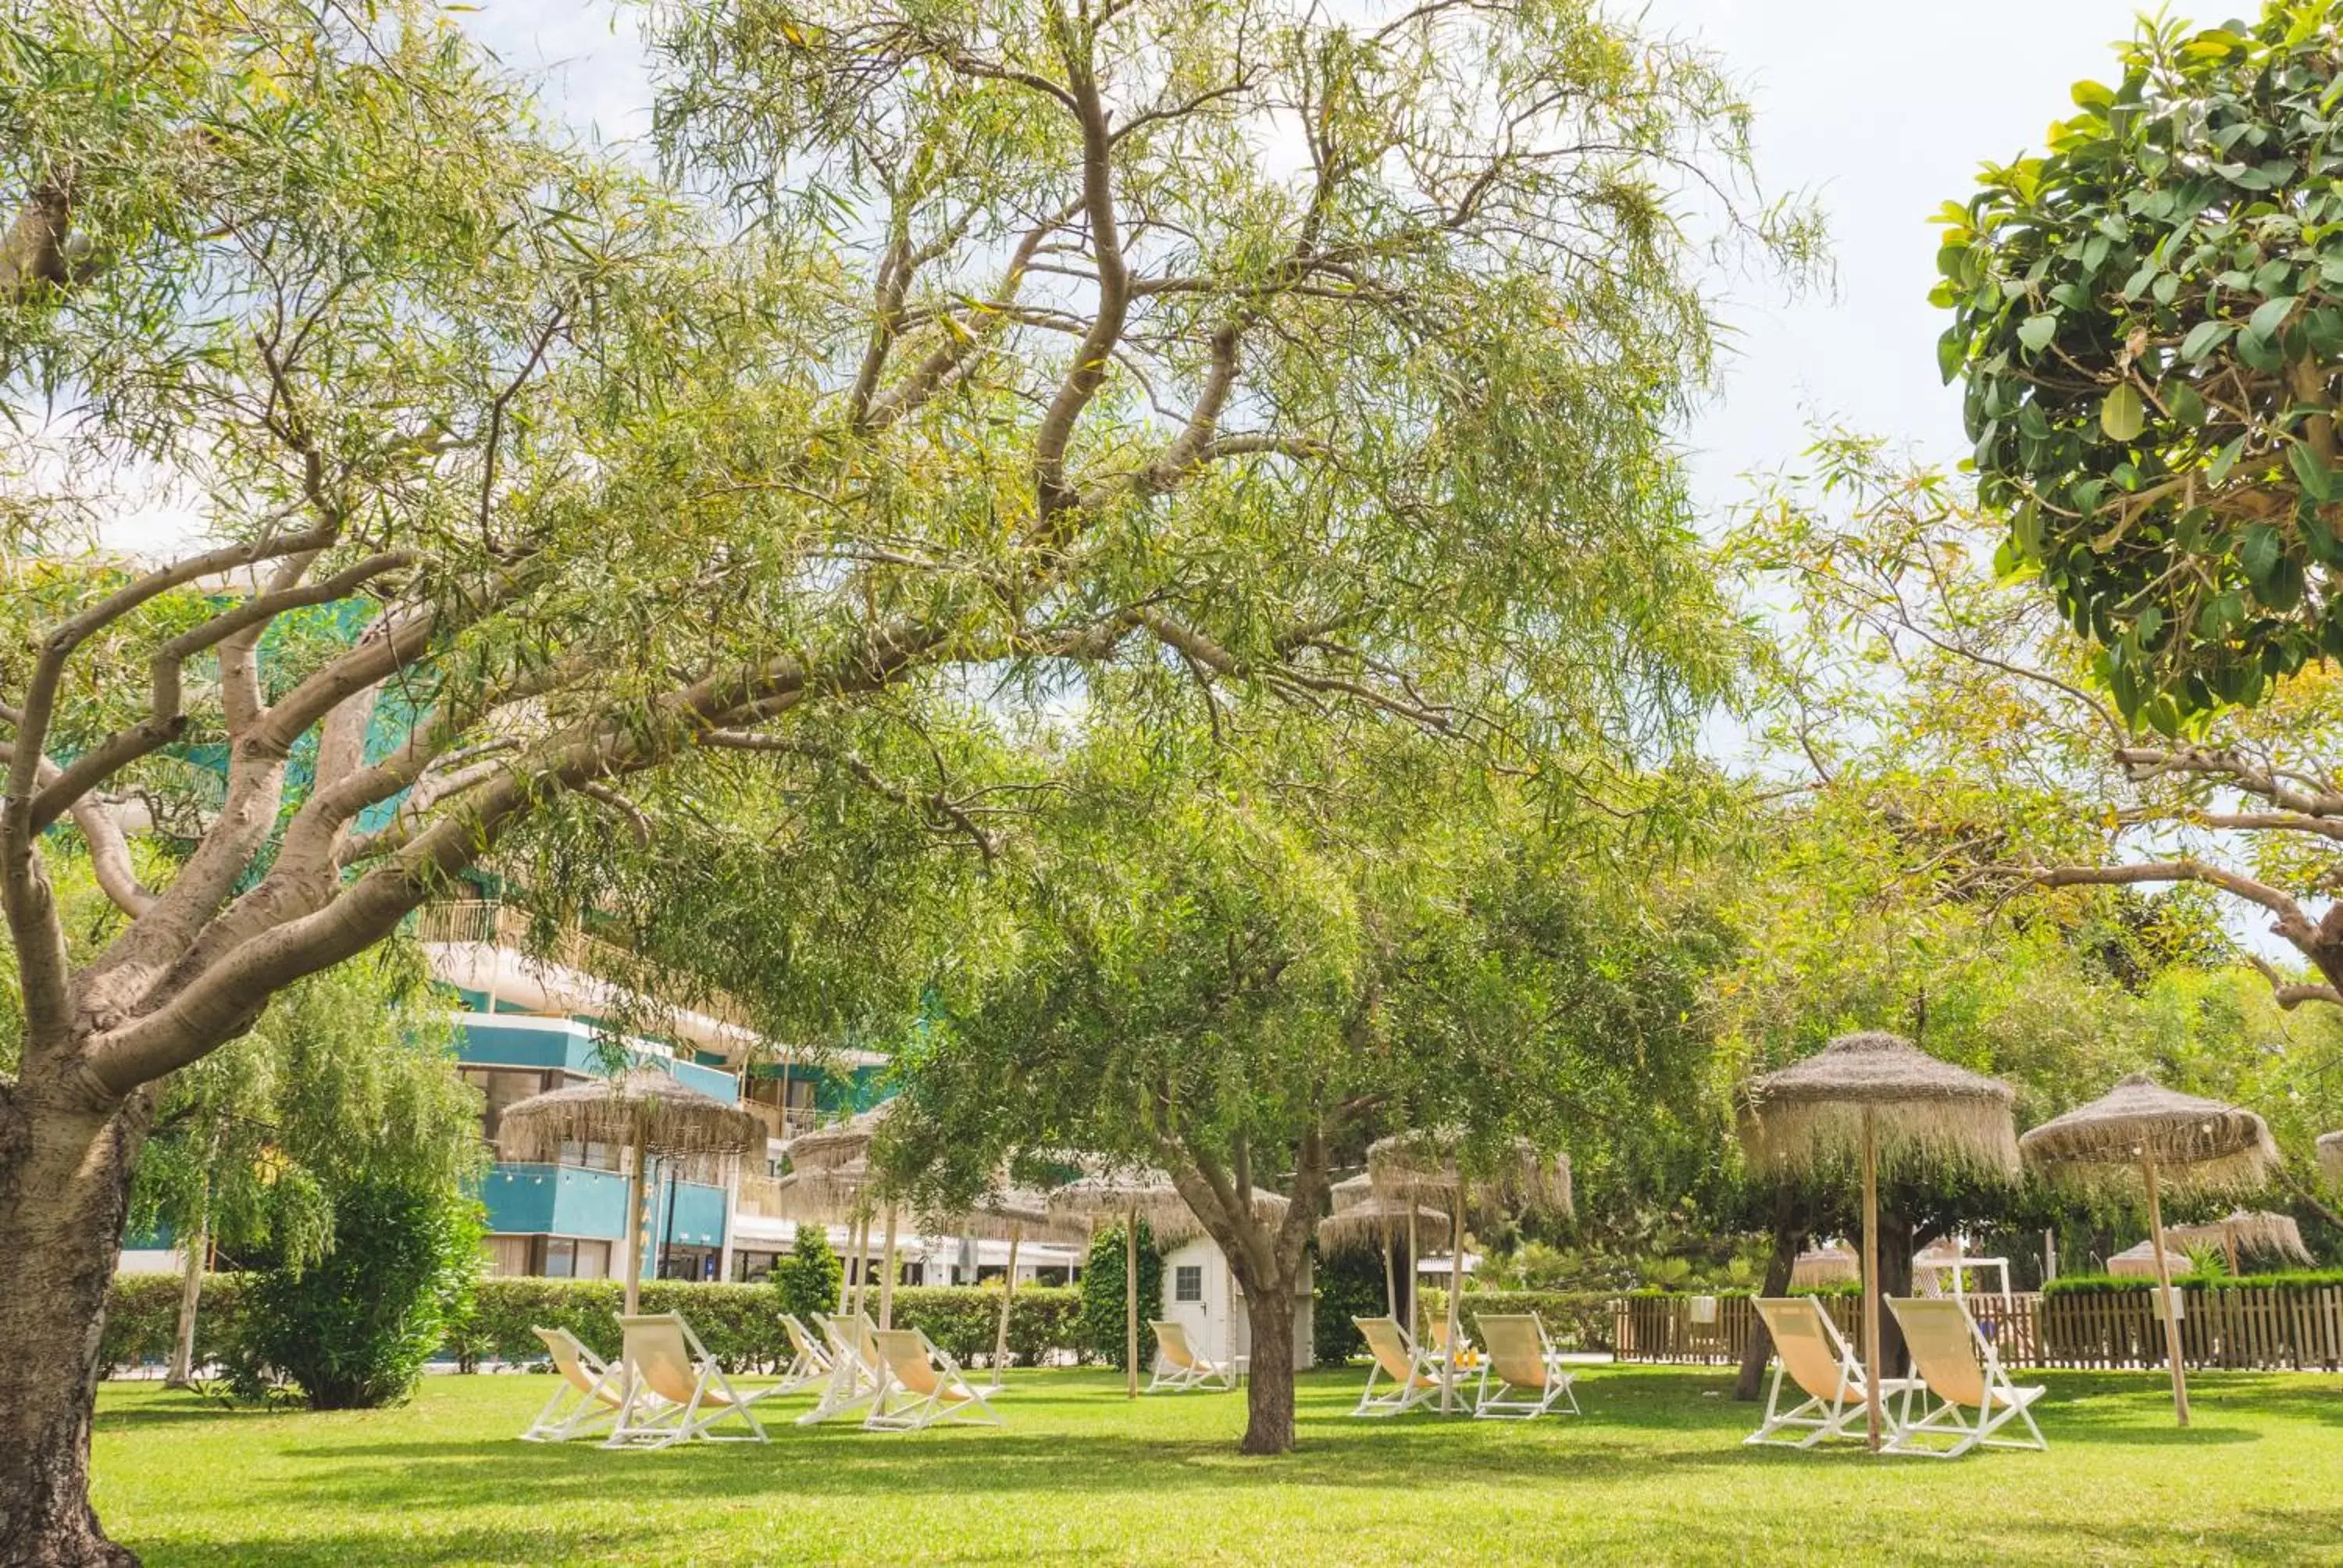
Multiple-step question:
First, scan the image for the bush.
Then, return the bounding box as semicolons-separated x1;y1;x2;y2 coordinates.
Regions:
1312;1247;1392;1364
2043;1268;2343;1298
769;1227;843;1327
1076;1221;1164;1370
227;1179;483;1409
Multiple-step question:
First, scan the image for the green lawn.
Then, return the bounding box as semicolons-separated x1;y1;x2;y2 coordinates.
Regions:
92;1365;2343;1565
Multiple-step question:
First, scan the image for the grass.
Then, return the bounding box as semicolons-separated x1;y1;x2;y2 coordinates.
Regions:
92;1365;2343;1565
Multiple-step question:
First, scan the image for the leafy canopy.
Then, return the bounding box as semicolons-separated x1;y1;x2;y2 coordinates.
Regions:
1936;2;2343;725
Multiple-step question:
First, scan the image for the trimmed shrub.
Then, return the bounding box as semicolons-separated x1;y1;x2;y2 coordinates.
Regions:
1312;1247;1392;1364
2043;1268;2343;1298
227;1179;483;1409
1076;1221;1164;1370
102;1272;251;1374
769;1228;843;1327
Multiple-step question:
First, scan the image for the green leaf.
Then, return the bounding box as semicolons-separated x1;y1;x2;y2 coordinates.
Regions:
2101;383;2145;441
2250;295;2297;337
2240;522;2284;583
2288;440;2337;501
2016;313;2059;353
2180;319;2233;360
2209;434;2248;483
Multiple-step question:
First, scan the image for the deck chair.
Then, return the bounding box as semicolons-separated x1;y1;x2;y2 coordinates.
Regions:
1745;1297;1919;1449
1471;1313;1579;1420
1351;1316;1444;1417
1147;1320;1237;1392
865;1327;1003;1432
1882;1296;2047;1459
774;1313;836;1395
797;1310;886;1426
519;1326;638;1442
603;1313;776;1449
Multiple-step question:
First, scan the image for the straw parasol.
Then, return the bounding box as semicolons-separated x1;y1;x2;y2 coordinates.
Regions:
775;1103;914;1327
2107;1239;2197;1279
944;1188;1087;1389
498;1067;764;1314
1321;1174;1452;1320
1368;1131;1573;1414
1737;1031;2019;1452
1048;1165;1278;1399
1789;1243;1860;1288
2163;1209;2313;1274
2020;1072;2278;1427
2319;1131;2343;1188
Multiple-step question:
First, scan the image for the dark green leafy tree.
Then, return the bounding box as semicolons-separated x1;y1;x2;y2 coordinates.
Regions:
1935;2;2343;724
0;0;1803;1550
769;1224;844;1324
223;1175;483;1410
1075;1221;1164;1370
128;950;481;1387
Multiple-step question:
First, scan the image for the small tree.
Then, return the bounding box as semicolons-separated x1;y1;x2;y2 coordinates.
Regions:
769;1224;844;1325
1072;1221;1164;1370
225;1177;483;1410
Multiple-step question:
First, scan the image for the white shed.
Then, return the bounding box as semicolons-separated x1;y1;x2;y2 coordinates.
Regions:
1157;1234;1314;1372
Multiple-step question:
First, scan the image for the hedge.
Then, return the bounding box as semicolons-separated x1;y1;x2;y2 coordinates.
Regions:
2043;1268;2343;1298
1419;1290;1620;1352
106;1275;1086;1374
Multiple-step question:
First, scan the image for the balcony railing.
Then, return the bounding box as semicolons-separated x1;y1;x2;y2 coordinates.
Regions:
414;900;761;1033
740;1100;818;1143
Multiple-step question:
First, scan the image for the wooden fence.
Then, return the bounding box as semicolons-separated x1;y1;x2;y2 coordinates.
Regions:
1611;1286;2343;1371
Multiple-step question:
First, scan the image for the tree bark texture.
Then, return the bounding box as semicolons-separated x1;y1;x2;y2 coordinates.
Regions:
1734;1184;1803;1402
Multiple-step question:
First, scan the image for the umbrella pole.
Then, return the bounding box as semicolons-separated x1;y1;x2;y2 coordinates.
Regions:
1382;1231;1397;1320
1443;1184;1466;1415
848;1212;869;1321
625;1139;647;1317
2143;1153;2190;1427
878;1203;900;1331
992;1225;1022;1390
1861;1108;1881;1453
1125;1204;1140;1399
1406;1207;1419;1335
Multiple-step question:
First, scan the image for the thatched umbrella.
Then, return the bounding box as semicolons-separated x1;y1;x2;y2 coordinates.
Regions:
1322;1174;1451;1320
2108;1239;2197;1279
1789;1243;1860;1288
776;1103;911;1326
1047;1165;1272;1399
2164;1209;2313;1274
1368;1131;1572;1414
1737;1032;2019;1452
498;1067;765;1315
2020;1072;2279;1427
945;1189;1087;1389
2319;1131;2343;1188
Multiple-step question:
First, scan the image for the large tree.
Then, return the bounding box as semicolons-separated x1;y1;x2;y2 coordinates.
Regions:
885;708;1725;1454
0;0;1802;1554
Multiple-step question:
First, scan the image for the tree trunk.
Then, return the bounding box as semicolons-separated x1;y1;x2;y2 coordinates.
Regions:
1874;1208;1916;1378
1238;1277;1298;1456
163;1217;205;1388
1735;1183;1803;1401
0;1078;150;1566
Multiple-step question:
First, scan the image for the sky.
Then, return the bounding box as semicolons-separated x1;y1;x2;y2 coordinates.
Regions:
457;0;2163;522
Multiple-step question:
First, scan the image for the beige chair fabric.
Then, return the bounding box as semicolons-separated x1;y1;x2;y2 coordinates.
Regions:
1744;1296;1920;1449
604;1312;776;1449
865;1327;1003;1432
1351;1316;1443;1417
1881;1296;2046;1459
1147;1320;1237;1393
1470;1313;1579;1420
519;1326;637;1442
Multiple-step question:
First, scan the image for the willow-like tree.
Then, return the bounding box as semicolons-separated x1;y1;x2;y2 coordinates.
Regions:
0;0;1804;1553
885;709;1726;1454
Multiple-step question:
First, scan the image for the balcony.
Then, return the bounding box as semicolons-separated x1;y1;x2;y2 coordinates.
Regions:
741;1100;818;1144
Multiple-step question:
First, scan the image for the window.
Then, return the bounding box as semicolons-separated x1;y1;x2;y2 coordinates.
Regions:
539;1238;613;1279
460;1067;552;1141
1175;1265;1204;1304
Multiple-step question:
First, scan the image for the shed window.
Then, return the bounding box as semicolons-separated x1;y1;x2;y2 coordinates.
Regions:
1175;1265;1204;1303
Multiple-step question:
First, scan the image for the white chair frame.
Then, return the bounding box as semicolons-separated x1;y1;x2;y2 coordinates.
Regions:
797;1310;886;1427
1470;1313;1580;1420
1881;1296;2048;1459
1147;1319;1237;1392
1744;1296;1917;1449
865;1327;1004;1433
519;1326;642;1442
1350;1316;1445;1417
604;1312;776;1449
